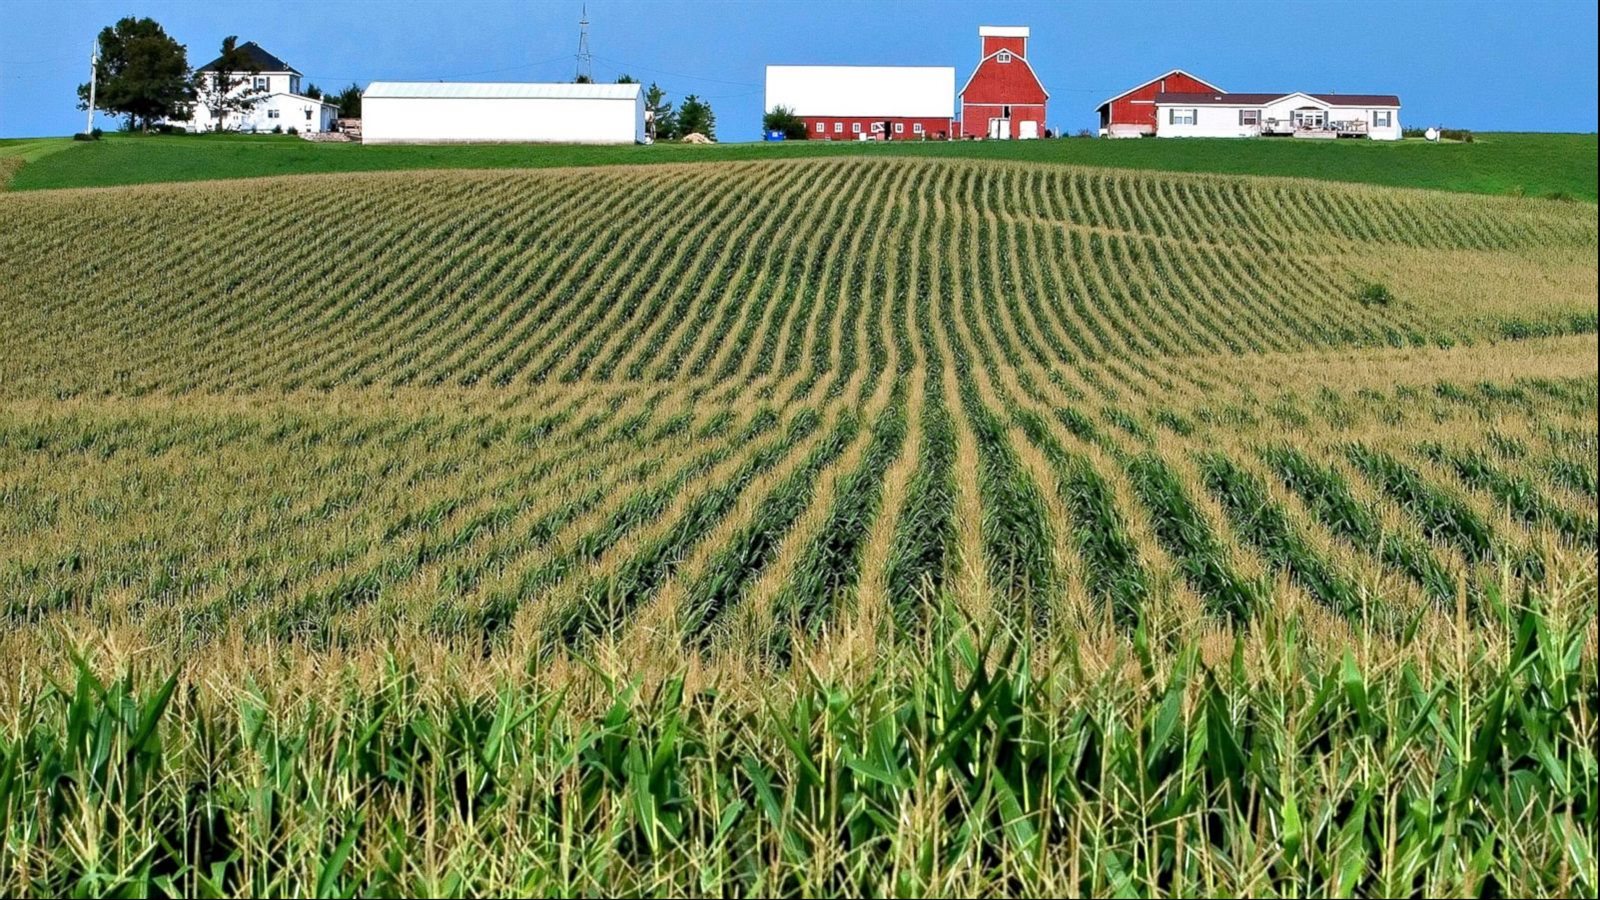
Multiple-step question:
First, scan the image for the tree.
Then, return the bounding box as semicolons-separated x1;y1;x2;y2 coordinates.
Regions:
614;74;638;84
644;82;677;141
304;83;323;100
763;105;807;140
331;83;362;119
574;74;593;84
77;17;194;132
193;36;266;131
677;94;715;141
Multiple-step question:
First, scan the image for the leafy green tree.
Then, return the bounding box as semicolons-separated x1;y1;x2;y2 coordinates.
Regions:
575;74;594;84
677;94;715;141
304;83;323;100
645;82;677;140
331;83;362;119
614;74;638;84
763;104;807;140
193;36;265;131
77;17;195;132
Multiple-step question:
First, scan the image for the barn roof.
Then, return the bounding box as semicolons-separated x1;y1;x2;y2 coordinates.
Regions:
958;50;1049;103
978;26;1030;38
1095;69;1222;112
765;66;955;118
1155;91;1401;107
197;41;298;75
363;82;643;100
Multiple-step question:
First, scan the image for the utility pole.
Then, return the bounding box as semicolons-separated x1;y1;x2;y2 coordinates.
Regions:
575;4;593;83
85;39;98;135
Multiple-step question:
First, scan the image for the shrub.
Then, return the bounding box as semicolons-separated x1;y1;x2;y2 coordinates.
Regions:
271;124;283;134
1355;279;1394;307
286;126;299;136
72;132;99;142
762;105;807;140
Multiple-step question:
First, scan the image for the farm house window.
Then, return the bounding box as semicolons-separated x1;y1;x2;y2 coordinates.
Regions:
852;122;861;134
1239;109;1259;126
817;121;826;134
253;76;268;91
834;122;842;133
267;109;280;119
913;123;924;134
894;123;904;133
1170;108;1196;125
996;50;1013;63
871;122;884;133
1291;109;1326;129
1373;110;1392;127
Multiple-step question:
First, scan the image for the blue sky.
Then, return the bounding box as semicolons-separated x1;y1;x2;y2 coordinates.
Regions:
3;0;1595;139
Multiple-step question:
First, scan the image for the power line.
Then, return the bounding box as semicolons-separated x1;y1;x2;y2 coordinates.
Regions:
575;4;593;82
591;54;760;88
308;55;574;85
0;53;81;67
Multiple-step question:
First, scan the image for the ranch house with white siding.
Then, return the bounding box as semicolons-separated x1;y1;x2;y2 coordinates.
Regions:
1154;91;1402;140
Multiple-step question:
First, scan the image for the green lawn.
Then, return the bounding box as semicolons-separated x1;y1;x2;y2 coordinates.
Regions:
0;137;73;187
5;131;1595;200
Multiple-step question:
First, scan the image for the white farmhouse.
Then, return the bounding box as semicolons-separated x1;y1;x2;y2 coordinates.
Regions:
1153;91;1402;140
187;42;338;134
360;82;647;145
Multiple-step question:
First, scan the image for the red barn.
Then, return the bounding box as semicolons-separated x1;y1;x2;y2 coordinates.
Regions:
1096;69;1222;137
958;26;1048;139
765;66;955;141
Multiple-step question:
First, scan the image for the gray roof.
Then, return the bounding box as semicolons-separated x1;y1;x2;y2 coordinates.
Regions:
363;81;643;100
197;41;298;75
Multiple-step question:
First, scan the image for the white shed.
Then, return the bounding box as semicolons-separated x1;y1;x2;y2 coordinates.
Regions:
361;81;646;145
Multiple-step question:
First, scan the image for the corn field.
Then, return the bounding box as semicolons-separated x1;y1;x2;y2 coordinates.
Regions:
0;158;1595;896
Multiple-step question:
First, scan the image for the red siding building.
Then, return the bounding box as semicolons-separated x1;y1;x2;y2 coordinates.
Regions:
1096;69;1221;137
804;116;953;140
958;26;1049;139
766;66;955;141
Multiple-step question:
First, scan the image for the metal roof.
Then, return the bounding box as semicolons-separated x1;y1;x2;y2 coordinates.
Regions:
765;66;955;118
362;81;643;100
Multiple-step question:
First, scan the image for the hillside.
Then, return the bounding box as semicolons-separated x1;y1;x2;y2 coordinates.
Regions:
5;130;1596;200
1;158;1596;896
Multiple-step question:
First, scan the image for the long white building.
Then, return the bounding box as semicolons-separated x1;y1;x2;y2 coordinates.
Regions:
361;82;647;144
1153;91;1402;140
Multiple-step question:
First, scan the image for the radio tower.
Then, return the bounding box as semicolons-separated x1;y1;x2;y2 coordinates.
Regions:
574;4;593;82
